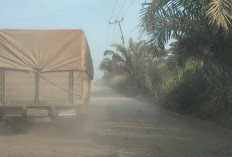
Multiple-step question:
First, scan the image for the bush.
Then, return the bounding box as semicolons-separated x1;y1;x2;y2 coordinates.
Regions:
102;57;232;123
108;75;141;97
164;65;232;122
164;68;207;114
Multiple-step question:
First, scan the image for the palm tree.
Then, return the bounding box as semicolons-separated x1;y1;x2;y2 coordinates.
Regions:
141;0;232;49
99;38;149;78
207;0;232;32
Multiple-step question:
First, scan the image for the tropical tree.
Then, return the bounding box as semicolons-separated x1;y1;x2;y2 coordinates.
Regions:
141;0;232;50
207;0;232;32
140;0;232;121
99;38;150;78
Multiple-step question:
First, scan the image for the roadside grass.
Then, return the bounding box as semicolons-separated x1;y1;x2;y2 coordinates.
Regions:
104;61;232;125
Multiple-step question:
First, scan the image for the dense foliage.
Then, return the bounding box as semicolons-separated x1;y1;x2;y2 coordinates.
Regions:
100;0;232;123
140;0;232;122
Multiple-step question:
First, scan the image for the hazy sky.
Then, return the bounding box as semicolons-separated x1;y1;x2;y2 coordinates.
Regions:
0;0;143;79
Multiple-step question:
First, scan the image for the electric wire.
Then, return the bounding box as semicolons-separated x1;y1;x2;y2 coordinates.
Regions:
125;25;138;38
116;0;127;19
92;25;139;52
111;24;116;44
109;0;118;21
122;0;135;18
107;24;110;40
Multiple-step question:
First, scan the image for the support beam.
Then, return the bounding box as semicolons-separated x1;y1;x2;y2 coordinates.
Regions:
69;71;74;104
1;69;5;105
34;69;40;104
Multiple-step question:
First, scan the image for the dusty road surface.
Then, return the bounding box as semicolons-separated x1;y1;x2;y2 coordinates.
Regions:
1;85;232;157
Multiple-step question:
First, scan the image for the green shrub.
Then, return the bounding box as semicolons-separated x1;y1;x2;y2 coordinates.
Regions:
164;65;232;122
108;75;141;97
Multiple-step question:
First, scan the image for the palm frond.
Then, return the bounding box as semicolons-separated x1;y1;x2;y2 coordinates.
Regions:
207;0;232;32
112;44;130;61
100;39;151;77
140;0;204;49
104;50;115;56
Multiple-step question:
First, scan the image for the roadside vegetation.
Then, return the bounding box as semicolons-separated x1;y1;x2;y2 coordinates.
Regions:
100;0;232;123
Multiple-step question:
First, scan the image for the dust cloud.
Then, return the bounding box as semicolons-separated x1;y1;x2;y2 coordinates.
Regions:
0;84;231;157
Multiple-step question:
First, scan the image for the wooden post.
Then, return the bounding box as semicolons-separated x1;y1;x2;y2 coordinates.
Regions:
1;69;5;105
34;68;40;104
69;71;74;104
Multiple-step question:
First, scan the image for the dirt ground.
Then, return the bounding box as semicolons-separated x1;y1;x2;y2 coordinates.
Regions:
0;85;232;157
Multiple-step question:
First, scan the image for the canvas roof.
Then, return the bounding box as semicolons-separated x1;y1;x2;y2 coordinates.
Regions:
0;29;93;79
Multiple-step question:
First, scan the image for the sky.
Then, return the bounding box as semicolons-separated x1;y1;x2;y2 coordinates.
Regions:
0;0;144;79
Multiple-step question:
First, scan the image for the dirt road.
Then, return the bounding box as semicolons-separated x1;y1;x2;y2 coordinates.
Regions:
0;85;232;157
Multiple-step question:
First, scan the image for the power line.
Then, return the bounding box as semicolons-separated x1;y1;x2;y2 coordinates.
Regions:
116;26;121;43
122;0;135;17
125;25;138;38
116;0;127;19
111;24;116;43
92;25;139;52
107;24;111;41
109;0;118;21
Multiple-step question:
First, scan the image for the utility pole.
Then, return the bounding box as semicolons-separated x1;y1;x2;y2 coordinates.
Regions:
109;18;125;45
